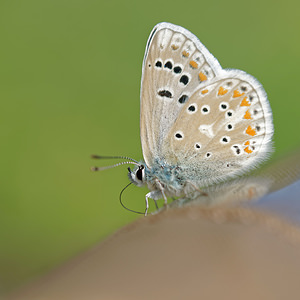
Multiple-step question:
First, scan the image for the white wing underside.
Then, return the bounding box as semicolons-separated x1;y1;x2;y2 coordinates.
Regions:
140;23;273;186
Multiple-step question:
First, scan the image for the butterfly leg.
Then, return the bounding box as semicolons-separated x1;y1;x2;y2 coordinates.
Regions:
144;180;168;215
155;179;168;208
145;193;150;216
144;190;162;216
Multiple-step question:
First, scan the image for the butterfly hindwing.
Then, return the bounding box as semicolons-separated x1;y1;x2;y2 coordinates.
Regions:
163;72;273;186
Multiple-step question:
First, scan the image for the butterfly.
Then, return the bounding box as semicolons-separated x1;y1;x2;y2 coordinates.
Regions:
92;22;274;215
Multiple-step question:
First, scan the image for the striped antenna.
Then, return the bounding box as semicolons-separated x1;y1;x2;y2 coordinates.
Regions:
91;155;139;164
90;155;140;171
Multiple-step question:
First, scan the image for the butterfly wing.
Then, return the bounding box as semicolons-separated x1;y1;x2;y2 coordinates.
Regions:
140;22;273;187
140;22;222;167
163;71;274;186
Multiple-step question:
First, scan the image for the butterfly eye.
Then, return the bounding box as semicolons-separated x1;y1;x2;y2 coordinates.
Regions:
136;165;145;181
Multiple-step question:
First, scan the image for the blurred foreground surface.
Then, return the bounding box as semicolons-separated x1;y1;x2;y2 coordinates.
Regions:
7;205;300;300
6;151;300;300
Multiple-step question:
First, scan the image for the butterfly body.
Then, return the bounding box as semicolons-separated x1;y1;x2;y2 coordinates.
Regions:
129;160;191;198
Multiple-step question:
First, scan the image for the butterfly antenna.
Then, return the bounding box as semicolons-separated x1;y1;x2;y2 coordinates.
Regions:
119;182;144;214
91;155;139;164
91;160;140;172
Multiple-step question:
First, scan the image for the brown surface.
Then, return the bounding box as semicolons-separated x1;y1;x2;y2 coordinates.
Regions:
7;206;300;300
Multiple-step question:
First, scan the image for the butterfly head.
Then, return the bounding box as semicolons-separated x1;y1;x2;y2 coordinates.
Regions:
128;164;146;187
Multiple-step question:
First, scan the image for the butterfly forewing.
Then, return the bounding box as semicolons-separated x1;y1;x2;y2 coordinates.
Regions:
140;23;222;167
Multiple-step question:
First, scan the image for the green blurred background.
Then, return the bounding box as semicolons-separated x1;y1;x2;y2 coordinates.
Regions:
1;0;300;293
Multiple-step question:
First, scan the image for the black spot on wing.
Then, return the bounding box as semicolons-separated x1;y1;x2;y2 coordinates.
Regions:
180;75;189;85
158;90;173;98
164;61;173;69
178;95;188;104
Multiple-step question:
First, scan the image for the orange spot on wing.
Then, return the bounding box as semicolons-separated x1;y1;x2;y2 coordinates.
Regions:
244;141;250;146
240;97;251;106
171;44;179;50
199;72;207;82
246;125;256;136
243;110;252;119
201;89;209;94
218;86;228;96
182;50;189;57
189;60;198;69
233;90;245;98
244;146;253;154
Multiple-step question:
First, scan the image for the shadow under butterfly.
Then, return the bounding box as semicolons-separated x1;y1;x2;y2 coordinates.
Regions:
169;149;300;221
